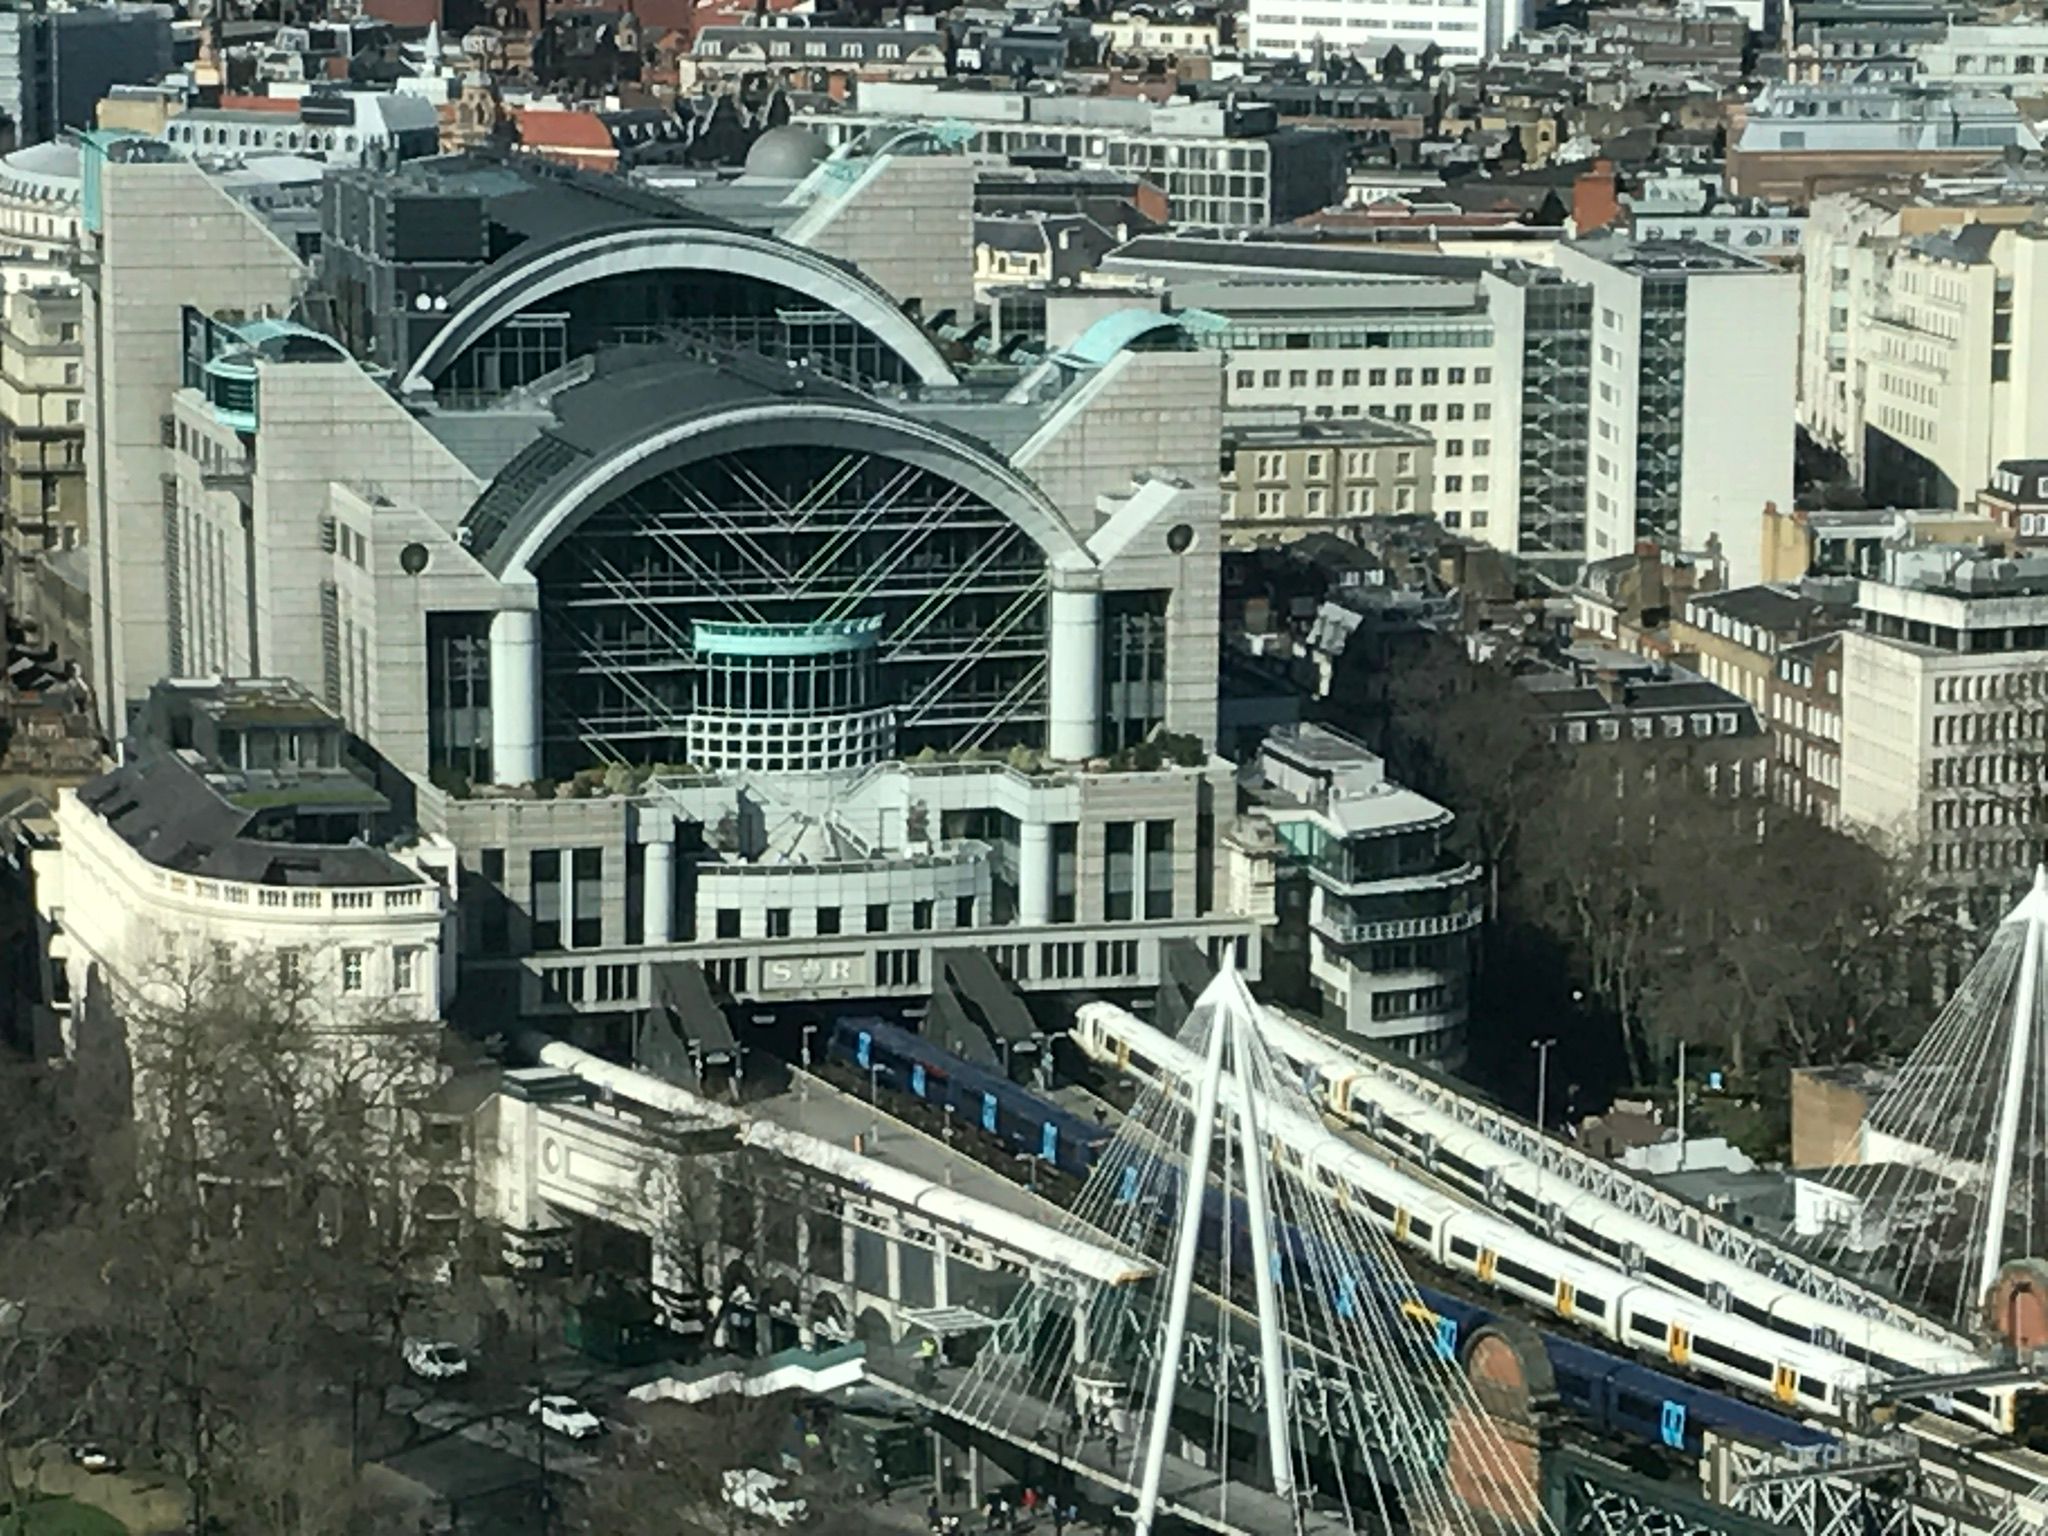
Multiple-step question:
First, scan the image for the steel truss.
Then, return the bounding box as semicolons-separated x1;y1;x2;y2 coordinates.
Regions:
535;442;1051;767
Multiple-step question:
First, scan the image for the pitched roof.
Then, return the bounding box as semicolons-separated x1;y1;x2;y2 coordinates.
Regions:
515;108;617;153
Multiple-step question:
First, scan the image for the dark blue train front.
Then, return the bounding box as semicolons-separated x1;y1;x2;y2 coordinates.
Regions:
828;1015;1109;1178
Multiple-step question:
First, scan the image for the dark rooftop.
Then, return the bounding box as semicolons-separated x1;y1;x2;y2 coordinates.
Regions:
74;754;423;888
1682;583;1838;635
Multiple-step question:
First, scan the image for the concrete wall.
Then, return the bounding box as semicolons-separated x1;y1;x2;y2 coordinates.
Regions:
85;156;304;737
796;154;977;328
1681;268;1796;590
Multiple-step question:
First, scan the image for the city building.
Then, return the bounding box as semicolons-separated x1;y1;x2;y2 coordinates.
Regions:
76;134;1267;1045
0;2;173;147
794;85;1348;230
1554;237;1797;589
0;139;81;267
0;282;86;625
1099;240;1514;547
1767;632;1844;828
1252;722;1481;1064
1977;458;2048;548
160;90;443;166
1838;545;2048;898
46;678;455;1058
1726;83;2041;202
1843;221;2048;508
1220;413;1437;545
1244;0;1530;67
1916;22;2048;96
1673;584;1844;717
1522;649;1769;801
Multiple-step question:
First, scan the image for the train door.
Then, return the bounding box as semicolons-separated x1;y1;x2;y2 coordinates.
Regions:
1557;1280;1576;1321
1394;1209;1411;1244
1771;1364;1798;1404
1668;1324;1692;1367
1116;1039;1130;1072
1477;1249;1498;1284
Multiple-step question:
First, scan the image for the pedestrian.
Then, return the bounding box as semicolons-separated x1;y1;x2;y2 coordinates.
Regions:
1021;1487;1038;1526
1063;1503;1078;1534
1104;1423;1119;1466
927;1496;943;1533
985;1492;1001;1532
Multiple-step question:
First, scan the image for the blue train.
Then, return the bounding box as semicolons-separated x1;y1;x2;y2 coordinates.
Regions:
823;1014;1836;1460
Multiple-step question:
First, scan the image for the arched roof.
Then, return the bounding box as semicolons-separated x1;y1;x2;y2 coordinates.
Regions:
400;220;957;391
1057;306;1230;369
473;378;1085;584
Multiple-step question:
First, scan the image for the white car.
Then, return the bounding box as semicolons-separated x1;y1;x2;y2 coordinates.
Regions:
403;1339;470;1381
528;1394;603;1439
722;1468;806;1528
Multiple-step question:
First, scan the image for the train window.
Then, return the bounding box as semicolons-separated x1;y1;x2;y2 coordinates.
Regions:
1449;1236;1478;1261
1364;1192;1393;1218
1577;1294;1608;1320
1690;1337;1772;1381
1495;1256;1551;1291
1646;1259;1710;1298
1629;1314;1665;1342
1732;1298;1776;1328
1409;1218;1434;1242
1958;1389;1994;1411
1503;1187;1539;1217
1439;1152;1481;1182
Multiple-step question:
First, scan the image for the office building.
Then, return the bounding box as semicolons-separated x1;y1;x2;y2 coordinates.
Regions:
795;85;1348;230
70;135;1273;1052
0;3;172;147
1244;0;1530;66
1220;413;1436;545
1839;546;2048;899
1253;723;1481;1065
1555;237;1796;590
1727;83;2041;202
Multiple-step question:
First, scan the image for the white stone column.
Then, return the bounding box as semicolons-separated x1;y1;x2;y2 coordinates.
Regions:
490;606;542;785
1046;583;1101;761
1018;820;1052;926
644;837;675;945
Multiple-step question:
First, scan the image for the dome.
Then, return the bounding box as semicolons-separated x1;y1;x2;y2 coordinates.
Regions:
743;125;829;181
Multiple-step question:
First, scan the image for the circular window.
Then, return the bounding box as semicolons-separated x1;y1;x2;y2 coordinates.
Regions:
1166;522;1195;554
399;542;430;575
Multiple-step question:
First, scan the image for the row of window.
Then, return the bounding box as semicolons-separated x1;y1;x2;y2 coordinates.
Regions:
1552;710;1744;744
275;943;425;996
711;897;978;941
1233;364;1493;390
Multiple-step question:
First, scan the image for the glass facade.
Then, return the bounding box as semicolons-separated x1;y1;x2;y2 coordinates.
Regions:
530;443;1049;775
1516;279;1593;558
1103;589;1170;751
434;270;925;405
427;612;493;786
1632;277;1689;548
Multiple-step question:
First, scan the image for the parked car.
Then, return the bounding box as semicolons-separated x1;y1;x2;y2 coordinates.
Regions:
68;1443;119;1475
402;1339;470;1381
528;1394;603;1439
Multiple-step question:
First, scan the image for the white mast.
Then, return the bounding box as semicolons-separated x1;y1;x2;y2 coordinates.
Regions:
1979;866;2048;1305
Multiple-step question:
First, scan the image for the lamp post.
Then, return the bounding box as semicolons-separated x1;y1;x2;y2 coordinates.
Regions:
1532;1037;1557;1212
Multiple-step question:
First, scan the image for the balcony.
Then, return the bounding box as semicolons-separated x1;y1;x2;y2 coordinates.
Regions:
1314;905;1483;947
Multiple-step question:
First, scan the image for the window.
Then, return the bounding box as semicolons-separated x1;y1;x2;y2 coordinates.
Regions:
1256;489;1285;517
1444;439;1464;457
531;850;562;950
1446;404;1465;421
1473;438;1491;458
868;902;891;933
571;848;602;948
817;906;842;935
595;963;638;1003
1474;367;1491;384
767;907;792;938
1305;452;1326;477
1395;368;1414;386
1369;368;1387;386
1395;451;1414;476
1445;475;1463;493
1235;369;1254;388
278;948;303;991
342;950;366;993
1262;370;1280;387
1315;369;1333;387
1420;405;1438;422
716;908;741;939
913;899;935;931
394;947;420;993
1289;370;1308;388
1447;367;1466;384
956;895;976;927
1255;452;1286;482
1341;369;1360;386
1421;368;1439;386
